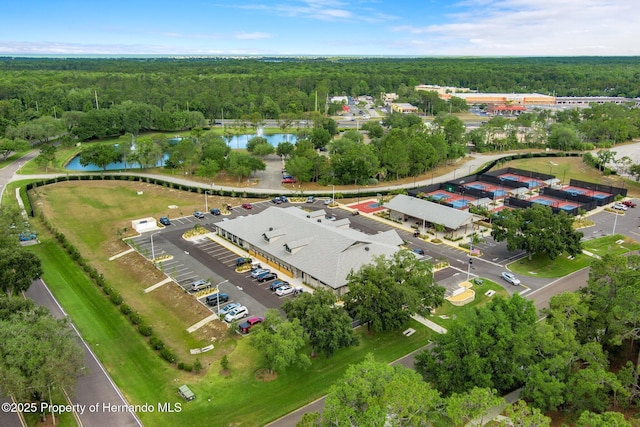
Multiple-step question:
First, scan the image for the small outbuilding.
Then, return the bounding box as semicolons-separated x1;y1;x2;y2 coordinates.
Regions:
178;385;195;401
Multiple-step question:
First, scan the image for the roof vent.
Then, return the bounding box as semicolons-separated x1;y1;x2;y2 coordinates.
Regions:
365;246;370;251
269;227;273;231
307;215;310;218
317;219;321;222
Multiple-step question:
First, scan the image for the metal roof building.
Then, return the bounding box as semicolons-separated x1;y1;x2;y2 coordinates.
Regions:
215;206;404;296
383;194;484;236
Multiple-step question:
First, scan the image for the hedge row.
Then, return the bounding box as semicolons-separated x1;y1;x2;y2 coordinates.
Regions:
36;212;187;368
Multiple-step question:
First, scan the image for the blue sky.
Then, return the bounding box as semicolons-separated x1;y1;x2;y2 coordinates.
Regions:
1;0;638;56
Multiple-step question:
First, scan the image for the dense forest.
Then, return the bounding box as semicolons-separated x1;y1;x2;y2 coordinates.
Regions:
1;56;639;124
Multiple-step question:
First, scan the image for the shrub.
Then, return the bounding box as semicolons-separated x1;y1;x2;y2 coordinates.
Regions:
109;292;123;306
138;323;153;337
160;348;177;364
220;354;230;371
102;285;113;296
128;311;143;325
194;358;203;373
149;336;165;351
178;362;193;372
120;304;132;315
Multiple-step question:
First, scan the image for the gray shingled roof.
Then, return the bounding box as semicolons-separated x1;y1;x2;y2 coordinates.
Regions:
383;194;483;230
217;206;404;289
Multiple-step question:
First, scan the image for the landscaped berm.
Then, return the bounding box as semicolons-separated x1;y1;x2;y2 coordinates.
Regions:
446;281;475;306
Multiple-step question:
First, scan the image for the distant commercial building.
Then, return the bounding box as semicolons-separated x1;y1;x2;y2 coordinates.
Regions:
555;96;634;106
390;103;419;114
382;92;399;104
329;96;349;105
415;84;473;95
443;92;556;106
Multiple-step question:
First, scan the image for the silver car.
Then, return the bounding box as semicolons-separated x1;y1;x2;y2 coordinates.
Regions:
501;271;521;286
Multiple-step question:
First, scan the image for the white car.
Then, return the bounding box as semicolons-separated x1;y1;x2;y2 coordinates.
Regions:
275;285;294;296
324;198;333;205
224;305;248;322
218;302;241;317
501;272;521;286
612;203;627;211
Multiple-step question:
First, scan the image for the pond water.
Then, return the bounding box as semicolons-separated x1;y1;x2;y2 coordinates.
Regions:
64;133;296;171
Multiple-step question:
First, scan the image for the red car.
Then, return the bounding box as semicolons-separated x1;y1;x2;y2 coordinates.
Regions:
282;177;296;184
238;316;264;334
622;200;636;208
242;203;253;209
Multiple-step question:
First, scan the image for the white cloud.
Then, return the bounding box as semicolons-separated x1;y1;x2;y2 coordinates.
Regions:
235;0;394;23
235;32;272;40
392;0;640;55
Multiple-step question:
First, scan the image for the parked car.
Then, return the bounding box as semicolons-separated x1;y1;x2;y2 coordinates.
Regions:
279;195;288;202
210;208;221;215
159;216;171;226
255;270;275;281
282;177;296;184
272;196;282;204
306;196;315;203
622;200;636;208
238;316;264;334
242;203;253;209
501;272;521;286
235;257;252;267
324;198;333;205
269;280;289;291
193;211;205;219
205;293;229;306
224;306;248;322
412;248;425;255
257;272;278;282
19;232;37;241
218;302;241;317
190;279;212;292
612;203;628;211
250;268;270;278
276;285;295;296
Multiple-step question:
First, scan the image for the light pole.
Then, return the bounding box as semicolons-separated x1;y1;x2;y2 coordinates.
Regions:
613;211;619;236
150;231;161;261
216;279;230;317
332;185;335;202
204;191;208;212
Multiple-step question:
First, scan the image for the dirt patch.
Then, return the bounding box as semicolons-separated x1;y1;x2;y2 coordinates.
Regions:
254;368;278;382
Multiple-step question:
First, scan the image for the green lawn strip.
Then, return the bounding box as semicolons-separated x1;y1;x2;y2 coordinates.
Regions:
508;234;640;278
188;319;433;426
27;240;181;427
427;280;509;328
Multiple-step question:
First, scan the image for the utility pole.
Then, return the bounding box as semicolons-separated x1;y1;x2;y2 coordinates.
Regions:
94;90;100;110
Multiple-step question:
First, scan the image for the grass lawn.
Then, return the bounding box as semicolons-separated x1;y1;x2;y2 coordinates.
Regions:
28;236;433;426
23;181;434;426
508;234;640;278
427;279;510;328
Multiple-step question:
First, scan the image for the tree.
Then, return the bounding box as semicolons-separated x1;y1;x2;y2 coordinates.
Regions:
78;143;122;171
252;142;275;158
322;354;442;427
0;138;29;161
548;123;582;150
0;247;43;296
226;151;265;182
276;141;295;158
250;309;310;375
576;411;631;427
0;300;84;422
34;142;57;172
415;295;538;395
446;387;503;426
343;250;444;332
491;204;583;260
498;400;551;427
246;136;268;153
597;149;617;172
282;289;358;357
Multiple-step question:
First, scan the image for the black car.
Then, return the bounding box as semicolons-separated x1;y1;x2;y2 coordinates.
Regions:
269;280;289;291
205;293;229;306
235;257;252;267
159;216;171;226
210;208;221;215
257;272;278;282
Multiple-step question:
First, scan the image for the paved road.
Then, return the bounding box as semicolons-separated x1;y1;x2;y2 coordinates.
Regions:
25;280;142;427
